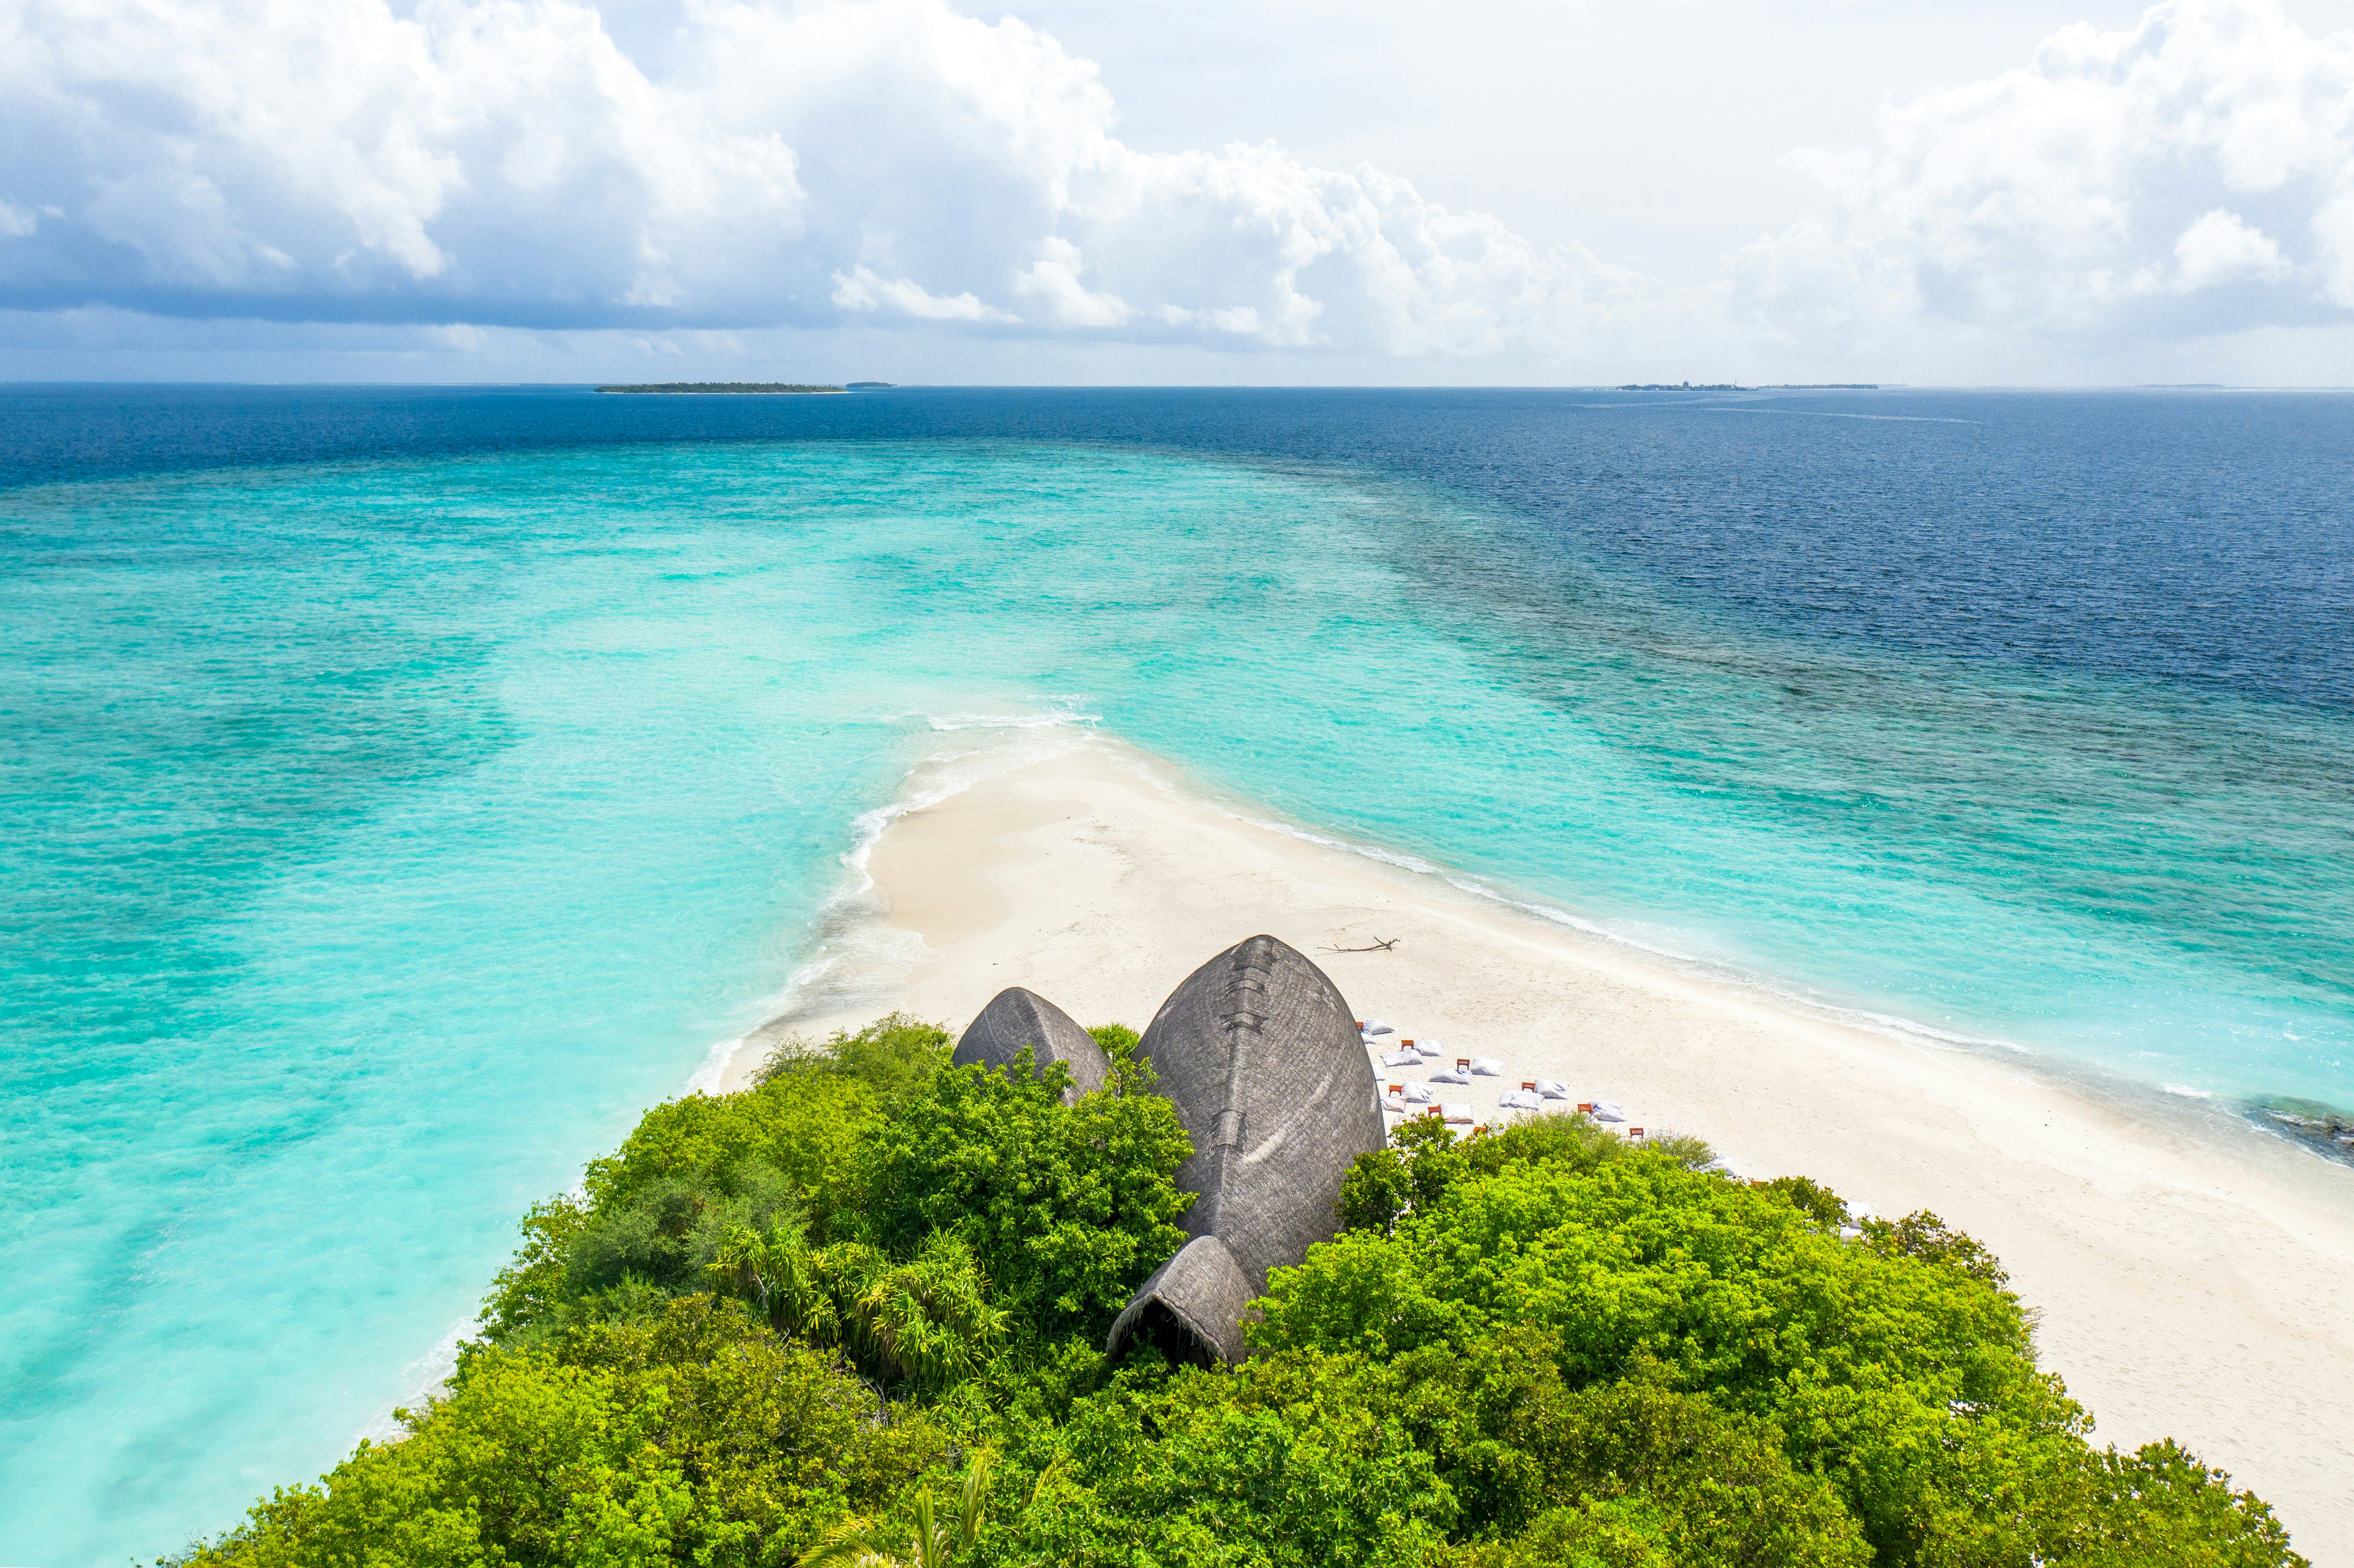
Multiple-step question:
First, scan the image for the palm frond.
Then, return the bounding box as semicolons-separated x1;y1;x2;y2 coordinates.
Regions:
795;1514;906;1568
957;1451;995;1550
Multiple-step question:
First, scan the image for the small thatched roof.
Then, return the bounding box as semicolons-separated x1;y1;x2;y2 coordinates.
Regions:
1106;934;1384;1365
1105;1233;1253;1366
952;986;1111;1104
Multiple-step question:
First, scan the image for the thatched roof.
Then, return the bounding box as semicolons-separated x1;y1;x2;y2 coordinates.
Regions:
1106;934;1384;1364
952;986;1111;1104
1106;1234;1253;1366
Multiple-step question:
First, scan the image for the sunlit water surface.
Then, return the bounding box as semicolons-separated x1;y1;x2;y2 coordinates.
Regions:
3;388;2350;1564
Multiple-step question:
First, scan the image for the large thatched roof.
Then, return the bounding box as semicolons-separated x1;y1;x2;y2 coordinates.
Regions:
952;986;1111;1104
1106;934;1384;1365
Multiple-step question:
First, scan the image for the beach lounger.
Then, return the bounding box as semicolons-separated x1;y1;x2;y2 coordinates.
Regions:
1362;1019;1395;1036
1441;1102;1473;1123
1590;1099;1626;1122
1402;1083;1433;1105
1415;1040;1444;1058
1536;1080;1569;1099
1497;1088;1542;1111
1428;1066;1471;1085
1381;1050;1420;1068
1469;1056;1503;1076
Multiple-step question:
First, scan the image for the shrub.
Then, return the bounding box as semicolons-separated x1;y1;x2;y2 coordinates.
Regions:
184;1019;2307;1568
858;1051;1194;1335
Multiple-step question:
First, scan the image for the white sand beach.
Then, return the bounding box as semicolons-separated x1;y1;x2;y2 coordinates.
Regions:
722;736;2354;1563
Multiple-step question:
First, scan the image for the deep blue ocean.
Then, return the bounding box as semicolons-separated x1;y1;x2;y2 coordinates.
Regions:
3;384;2350;1565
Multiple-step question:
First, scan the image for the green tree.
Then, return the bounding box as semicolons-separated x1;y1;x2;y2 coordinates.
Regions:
976;1360;1453;1568
1432;1376;1871;1568
2048;1440;2306;1568
1336;1111;1470;1234
757;1014;955;1098
179;1018;2309;1568
1259;1150;2085;1563
180;1349;692;1568
859;1052;1193;1335
801;1453;995;1568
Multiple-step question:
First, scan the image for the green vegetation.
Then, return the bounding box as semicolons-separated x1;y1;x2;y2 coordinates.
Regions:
171;1015;2306;1568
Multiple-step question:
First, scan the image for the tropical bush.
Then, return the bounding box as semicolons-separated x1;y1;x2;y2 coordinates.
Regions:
172;1020;2306;1568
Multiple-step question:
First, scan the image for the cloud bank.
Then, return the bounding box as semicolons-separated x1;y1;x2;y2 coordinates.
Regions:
1741;0;2354;354
0;0;2350;373
0;0;1650;354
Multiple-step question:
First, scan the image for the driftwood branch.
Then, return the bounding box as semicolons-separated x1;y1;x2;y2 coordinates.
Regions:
1323;936;1399;953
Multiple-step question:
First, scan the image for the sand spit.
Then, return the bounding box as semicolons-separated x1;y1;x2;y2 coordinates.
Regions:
721;738;2354;1564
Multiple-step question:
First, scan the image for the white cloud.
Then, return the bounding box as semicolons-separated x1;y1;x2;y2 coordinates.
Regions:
2174;208;2296;289
426;323;491;352
1742;0;2354;345
0;0;805;318
1014;236;1133;327
831;263;1017;323
0;0;1663;356
1;0;2349;375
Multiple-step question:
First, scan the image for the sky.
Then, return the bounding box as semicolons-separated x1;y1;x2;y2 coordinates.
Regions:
3;0;2354;384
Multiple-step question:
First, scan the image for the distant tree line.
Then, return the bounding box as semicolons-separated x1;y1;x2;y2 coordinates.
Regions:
593;383;847;394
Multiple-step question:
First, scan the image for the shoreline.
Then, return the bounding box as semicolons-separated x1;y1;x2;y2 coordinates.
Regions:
716;733;2354;1563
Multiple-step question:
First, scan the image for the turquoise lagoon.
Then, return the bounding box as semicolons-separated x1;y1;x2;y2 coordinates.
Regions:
4;400;2352;1563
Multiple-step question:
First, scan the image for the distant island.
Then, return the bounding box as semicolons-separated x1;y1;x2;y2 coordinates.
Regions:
1617;381;1880;391
593;382;846;395
845;381;897;390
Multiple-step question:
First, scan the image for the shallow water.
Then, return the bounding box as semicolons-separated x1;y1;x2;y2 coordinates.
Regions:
3;388;2351;1564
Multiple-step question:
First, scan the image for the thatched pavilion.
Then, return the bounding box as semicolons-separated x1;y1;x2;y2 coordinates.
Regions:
954;937;1382;1365
951;985;1111;1103
1107;934;1384;1364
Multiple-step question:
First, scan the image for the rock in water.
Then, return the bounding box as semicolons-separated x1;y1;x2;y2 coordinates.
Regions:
952;987;1111;1103
1107;934;1385;1364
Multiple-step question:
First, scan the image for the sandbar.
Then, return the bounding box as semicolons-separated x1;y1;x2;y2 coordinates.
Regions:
720;736;2354;1563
